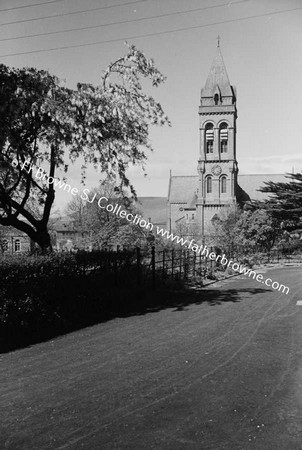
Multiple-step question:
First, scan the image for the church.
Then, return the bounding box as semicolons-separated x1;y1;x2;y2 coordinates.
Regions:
166;42;286;238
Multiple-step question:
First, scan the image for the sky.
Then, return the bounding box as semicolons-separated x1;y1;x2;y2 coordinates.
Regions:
1;0;302;211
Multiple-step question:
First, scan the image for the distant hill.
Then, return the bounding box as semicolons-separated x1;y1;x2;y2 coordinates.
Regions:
136;197;167;226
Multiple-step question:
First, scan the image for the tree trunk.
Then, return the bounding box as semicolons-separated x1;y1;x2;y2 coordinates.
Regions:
35;228;52;254
0;217;53;254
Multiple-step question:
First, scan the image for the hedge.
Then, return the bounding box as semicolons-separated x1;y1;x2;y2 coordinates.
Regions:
0;250;152;353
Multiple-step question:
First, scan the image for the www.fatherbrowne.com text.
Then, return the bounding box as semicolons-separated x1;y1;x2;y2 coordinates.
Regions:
14;159;290;295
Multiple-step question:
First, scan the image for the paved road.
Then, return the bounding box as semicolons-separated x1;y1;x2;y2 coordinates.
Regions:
1;266;302;449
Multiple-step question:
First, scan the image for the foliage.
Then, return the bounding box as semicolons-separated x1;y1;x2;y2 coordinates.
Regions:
0;43;169;251
277;232;302;254
235;209;278;252
211;206;278;254
258;172;302;232
65;182;155;250
175;221;201;243
210;205;242;253
0;249;189;352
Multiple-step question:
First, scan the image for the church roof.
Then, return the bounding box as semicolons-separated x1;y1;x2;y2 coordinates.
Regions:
201;46;233;98
238;174;288;201
168;176;199;203
168;174;288;203
184;192;198;209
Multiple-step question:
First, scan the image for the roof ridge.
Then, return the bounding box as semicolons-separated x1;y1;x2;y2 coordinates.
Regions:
171;175;198;178
239;173;286;176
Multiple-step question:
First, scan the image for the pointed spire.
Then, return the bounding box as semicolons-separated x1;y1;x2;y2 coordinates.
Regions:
201;43;233;98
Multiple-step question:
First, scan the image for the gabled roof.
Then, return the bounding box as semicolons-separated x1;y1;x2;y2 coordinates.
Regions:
0;225;28;238
184;192;198;210
168;176;199;203
238;174;288;202
49;217;79;232
201;46;233;98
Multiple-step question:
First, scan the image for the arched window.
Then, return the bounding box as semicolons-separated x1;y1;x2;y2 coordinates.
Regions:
219;122;228;153
1;239;8;252
221;176;227;194
205;123;214;154
214;93;219;105
14;239;21;252
206;176;212;194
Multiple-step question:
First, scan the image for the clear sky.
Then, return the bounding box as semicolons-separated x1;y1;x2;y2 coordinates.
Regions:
1;0;302;211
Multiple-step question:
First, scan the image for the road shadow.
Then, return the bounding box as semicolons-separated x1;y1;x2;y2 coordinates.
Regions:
176;287;271;310
128;286;272;314
0;279;272;354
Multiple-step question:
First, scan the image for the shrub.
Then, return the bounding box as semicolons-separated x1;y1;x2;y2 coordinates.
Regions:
0;250;146;351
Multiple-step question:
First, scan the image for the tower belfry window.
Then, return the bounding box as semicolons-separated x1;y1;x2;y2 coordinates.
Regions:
207;140;213;153
219;123;228;153
205;123;214;154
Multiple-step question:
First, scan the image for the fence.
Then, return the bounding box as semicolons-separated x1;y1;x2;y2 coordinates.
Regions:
223;246;302;266
80;246;219;287
0;246;217;289
0;246;301;290
144;247;215;286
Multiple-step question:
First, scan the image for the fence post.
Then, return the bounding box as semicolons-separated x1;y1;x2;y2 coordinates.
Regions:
204;251;208;277
114;252;118;286
171;248;174;280
179;249;182;278
184;250;188;279
162;249;165;278
199;252;202;275
151;246;155;289
210;246;214;272
136;247;141;285
193;251;196;277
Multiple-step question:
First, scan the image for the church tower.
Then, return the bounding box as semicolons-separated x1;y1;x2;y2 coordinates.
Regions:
196;39;238;238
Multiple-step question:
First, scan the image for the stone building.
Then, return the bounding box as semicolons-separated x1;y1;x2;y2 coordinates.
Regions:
0;220;90;254
0;226;33;254
167;43;286;237
51;218;91;251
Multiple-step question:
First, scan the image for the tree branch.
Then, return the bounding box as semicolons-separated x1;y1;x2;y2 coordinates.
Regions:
41;143;55;226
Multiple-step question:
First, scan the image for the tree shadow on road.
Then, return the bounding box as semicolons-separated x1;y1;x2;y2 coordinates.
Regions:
0;279;272;354
120;284;272;316
171;287;271;311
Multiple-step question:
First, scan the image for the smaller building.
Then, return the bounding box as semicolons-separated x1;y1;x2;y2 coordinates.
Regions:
0;226;33;254
0;219;90;255
51;218;91;252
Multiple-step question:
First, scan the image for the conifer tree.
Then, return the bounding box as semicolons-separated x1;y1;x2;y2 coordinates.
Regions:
258;173;302;232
